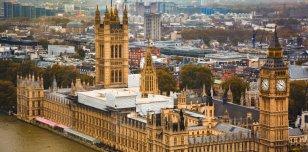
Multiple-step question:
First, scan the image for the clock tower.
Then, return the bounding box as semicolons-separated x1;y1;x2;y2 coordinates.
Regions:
259;28;289;152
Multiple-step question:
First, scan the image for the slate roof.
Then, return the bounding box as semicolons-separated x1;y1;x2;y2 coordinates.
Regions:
289;65;308;80
268;28;282;50
215;122;251;134
289;128;303;136
213;99;259;121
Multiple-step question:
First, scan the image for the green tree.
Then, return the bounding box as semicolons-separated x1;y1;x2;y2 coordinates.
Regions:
39;39;49;50
289;80;308;121
157;69;176;95
175;56;183;63
222;76;249;104
180;65;213;90
0;80;16;110
43;64;79;89
0;24;9;32
76;47;86;60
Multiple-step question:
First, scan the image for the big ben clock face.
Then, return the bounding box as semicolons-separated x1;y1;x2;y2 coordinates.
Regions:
261;79;269;91
276;80;286;91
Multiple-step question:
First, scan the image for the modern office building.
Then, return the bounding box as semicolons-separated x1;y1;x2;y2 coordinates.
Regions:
3;2;56;19
144;13;161;41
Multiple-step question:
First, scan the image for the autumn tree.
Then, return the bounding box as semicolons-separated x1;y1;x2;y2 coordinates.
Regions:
157;69;177;95
222;76;249;104
180;65;213;90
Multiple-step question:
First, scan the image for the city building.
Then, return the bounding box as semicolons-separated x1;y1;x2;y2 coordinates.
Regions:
144;13;161;41
95;4;129;88
3;2;56;19
16;4;298;152
48;45;75;57
129;47;160;68
66;21;85;34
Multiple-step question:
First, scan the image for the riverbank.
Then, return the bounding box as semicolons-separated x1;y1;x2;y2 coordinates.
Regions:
15;116;115;152
0;113;98;152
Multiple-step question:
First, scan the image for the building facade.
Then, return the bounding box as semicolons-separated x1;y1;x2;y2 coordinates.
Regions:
129;47;160;69
259;29;289;152
16;4;296;152
3;2;55;19
95;5;129;88
144;13;161;41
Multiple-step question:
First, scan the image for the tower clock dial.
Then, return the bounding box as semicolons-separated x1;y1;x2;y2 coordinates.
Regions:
261;79;269;91
276;80;286;91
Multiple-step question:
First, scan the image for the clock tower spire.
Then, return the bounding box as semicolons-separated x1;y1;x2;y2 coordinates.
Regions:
259;27;289;152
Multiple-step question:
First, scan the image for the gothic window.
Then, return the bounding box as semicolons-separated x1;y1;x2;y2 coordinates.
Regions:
100;45;104;58
111;70;115;83
119;70;122;82
174;137;177;146
119;45;122;58
115;45;118;58
115;70;118;83
111;45;114;58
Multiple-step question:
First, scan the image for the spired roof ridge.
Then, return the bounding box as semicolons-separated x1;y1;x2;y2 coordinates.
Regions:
268;26;282;50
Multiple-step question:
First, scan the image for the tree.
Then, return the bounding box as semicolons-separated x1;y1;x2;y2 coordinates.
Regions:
222;76;249;104
289;80;308;121
180;65;213;90
0;80;16;110
39;39;49;50
76;47;86;60
43;64;79;89
157;69;176;95
175;56;183;63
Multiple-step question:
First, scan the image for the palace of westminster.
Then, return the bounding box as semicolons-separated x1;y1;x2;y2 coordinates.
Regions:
16;3;294;152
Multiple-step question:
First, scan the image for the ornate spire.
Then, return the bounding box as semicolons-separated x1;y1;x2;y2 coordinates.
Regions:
96;4;100;15
202;83;206;97
145;37;153;67
140;37;158;97
123;3;128;25
52;76;58;92
114;4;118;17
95;4;101;24
123;3;128;16
267;26;283;58
268;26;281;50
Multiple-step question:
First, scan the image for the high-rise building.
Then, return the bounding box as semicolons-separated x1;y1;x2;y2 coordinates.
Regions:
95;4;129;88
140;39;159;97
259;27;289;152
144;13;161;41
4;2;13;18
3;2;56;19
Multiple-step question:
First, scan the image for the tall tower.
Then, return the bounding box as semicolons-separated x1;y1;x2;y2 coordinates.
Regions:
95;3;129;88
259;28;289;152
140;38;159;96
17;74;44;120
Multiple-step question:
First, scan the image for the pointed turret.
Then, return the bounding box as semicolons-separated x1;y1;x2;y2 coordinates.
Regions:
104;5;110;21
202;84;206;97
268;26;283;58
140;37;158;97
144;37;153;67
52;76;58;92
123;4;128;25
227;85;233;102
114;4;119;19
95;4;101;25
